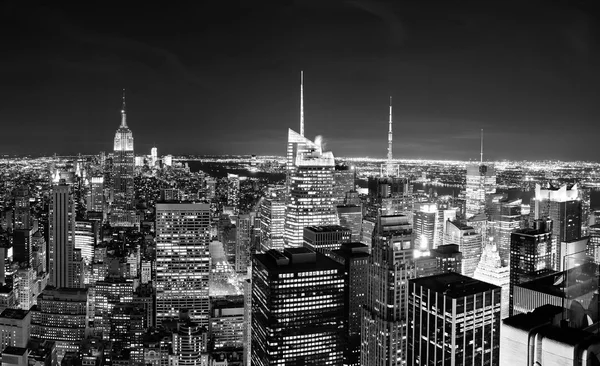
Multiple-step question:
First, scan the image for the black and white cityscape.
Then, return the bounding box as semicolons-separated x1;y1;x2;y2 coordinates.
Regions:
2;1;600;366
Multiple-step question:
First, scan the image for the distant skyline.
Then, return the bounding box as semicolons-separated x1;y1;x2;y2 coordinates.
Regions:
1;1;600;160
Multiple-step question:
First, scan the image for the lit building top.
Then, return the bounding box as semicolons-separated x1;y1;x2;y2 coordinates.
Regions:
410;272;500;299
114;89;134;152
534;183;578;202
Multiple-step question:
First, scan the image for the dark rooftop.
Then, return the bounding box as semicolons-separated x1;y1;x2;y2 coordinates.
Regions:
255;249;343;274
410;272;500;298
304;225;350;233
2;346;27;356
0;308;29;320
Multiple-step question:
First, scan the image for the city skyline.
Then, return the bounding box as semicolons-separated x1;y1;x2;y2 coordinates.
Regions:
2;1;600;160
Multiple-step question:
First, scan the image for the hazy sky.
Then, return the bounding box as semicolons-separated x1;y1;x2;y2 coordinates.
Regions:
1;1;599;160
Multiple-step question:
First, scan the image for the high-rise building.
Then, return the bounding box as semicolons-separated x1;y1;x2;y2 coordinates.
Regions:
336;205;363;242
13;188;30;230
361;214;414;366
258;197;285;251
0;309;31;350
172;314;209;366
49;183;76;289
531;183;582;270
465;162;496;219
430;244;462;274
30;287;90;364
283;131;338;247
509;220;554;316
235;213;252;273
31;231;46;275
209;296;244;352
111;90;136;227
414;203;438;251
473;241;510;318
226;174;240;212
87;177;105;215
331;243;369;366
333;166;355;206
302;225;351;256
74;220;95;265
407;273;501;365
150;146;158;167
444;220;482;278
155;203;211;326
13;228;33;267
251;248;345;365
487;195;521;264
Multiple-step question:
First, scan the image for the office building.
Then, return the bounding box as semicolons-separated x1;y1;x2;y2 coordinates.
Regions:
74;220;95;264
509;220;554;316
235;213;252;274
303;225;351;255
531;183;582;270
111;90;136;227
251;248;345;365
155;203;211;326
465;162;496;219
12;228;33;267
0;309;31;350
151;146;158;167
284;131;339;247
333;165;355;206
414;203;437;251
473;241;510;318
87;176;105;214
2;347;29;366
487;195;521;264
31;231;46;275
94;277;135;339
49;183;76;288
13;188;30;230
209;296;244;352
30;287;90;363
407;273;501;365
336;205;362;242
331;243;369;366
361;214;414;366
430;244;462;274
501;305;600;365
258;197;285;251
226;174;240;211
172;316;209;366
444;220;482;278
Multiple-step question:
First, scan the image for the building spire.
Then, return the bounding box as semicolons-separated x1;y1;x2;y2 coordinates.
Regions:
387;96;393;164
300;71;304;136
121;88;127;128
480;128;483;164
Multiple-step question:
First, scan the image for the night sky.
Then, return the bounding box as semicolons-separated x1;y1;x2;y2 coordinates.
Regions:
1;1;600;160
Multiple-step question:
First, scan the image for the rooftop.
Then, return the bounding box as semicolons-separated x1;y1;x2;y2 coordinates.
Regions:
304;225;350;233
255;248;343;274
2;346;27;356
410;272;500;298
0;308;29;320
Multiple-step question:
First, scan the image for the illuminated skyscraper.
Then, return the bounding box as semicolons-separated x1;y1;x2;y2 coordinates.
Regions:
487;195;521;264
259;197;285;251
13;188;30;230
74;220;95;265
49;183;76;289
251;248;345;365
445;220;482;278
283;132;338;247
474;240;510;318
509;220;554;316
414;203;438;251
235;213;252;273
336;205;363;242
111;89;136;227
465;163;496;218
303;225;351;256
531;183;582;270
333;165;355;206
155;203;211;326
150;146;158;167
407;273;501;365
226;173;240;212
361;214;414;366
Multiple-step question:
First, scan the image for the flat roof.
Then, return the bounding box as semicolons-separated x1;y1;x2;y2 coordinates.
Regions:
410;272;500;298
304;225;350;233
0;308;29;320
2;346;27;356
254;250;343;274
156;203;210;211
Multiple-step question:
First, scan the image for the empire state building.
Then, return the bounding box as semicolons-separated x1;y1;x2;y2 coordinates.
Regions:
110;90;136;226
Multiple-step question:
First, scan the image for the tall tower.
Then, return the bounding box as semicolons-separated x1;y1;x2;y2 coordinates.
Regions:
48;183;76;289
465;129;496;218
111;89;135;227
381;97;398;177
155;203;211;326
300;70;304;137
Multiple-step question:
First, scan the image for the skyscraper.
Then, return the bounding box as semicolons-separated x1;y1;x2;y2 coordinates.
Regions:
445;220;482;278
111;90;135;227
509;220;554;316
226;173;240;212
283;131;338;247
258;197;285;251
361;214;413;366
487;195;521;264
465;133;497;219
49;183;76;289
414;203;438;251
155;203;211;326
336;205;363;242
407;273;501;365
331;243;369;366
251;248;345;365
302;225;351;255
473;240;510;318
